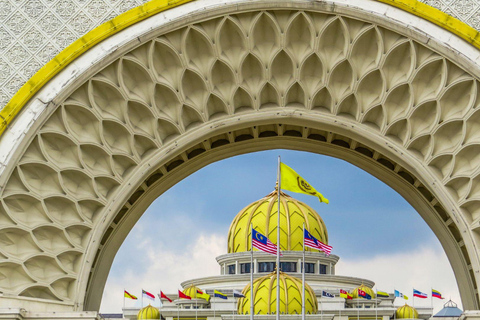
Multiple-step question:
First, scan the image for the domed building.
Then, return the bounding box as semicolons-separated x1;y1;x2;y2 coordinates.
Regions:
137;305;161;320
396;304;419;319
123;189;435;320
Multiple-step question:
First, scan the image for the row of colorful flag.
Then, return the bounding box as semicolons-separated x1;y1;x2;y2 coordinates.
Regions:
251;228;332;256
125;287;444;302
124;289;246;301
393;289;444;300
336;289;444;300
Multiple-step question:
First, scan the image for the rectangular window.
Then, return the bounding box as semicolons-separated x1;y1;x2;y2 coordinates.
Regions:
258;262;276;272
301;263;315;273
280;262;297;272
240;263;252;273
228;264;236;274
319;264;327;274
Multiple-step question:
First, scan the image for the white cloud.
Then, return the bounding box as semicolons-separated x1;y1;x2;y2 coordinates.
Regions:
336;244;461;313
100;233;226;313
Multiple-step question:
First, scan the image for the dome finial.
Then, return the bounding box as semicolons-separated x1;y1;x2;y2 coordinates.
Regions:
275;181;279;190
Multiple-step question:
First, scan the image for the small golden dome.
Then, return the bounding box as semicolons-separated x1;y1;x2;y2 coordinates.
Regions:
228;190;328;253
137;304;160;320
396;304;419;319
351;284;376;299
237;271;318;315
183;284;209;300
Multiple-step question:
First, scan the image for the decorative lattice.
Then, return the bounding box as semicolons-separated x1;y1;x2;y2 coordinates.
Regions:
0;10;479;306
0;0;479;109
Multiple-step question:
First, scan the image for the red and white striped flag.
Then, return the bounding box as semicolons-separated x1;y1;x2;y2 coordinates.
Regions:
143;289;155;301
252;228;282;256
304;228;332;255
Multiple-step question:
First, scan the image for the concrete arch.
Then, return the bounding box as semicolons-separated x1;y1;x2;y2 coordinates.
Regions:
1;0;480;313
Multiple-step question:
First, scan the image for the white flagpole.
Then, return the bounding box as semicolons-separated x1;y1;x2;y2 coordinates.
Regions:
339;291;341;320
412;290;415;309
375;289;378;320
302;223;305;320
196;296;198;320
393;290;396;320
432;288;434;310
251;224;254;320
321;298;323;320
277;156;281;320
177;303;180;320
141;290;144;309
357;297;359;320
214;292;216;320
123;288;125;311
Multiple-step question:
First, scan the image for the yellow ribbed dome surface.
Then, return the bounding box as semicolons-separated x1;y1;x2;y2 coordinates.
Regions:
137;305;160;320
183;285;208;300
351;284;376;299
396;304;419;319
228;190;328;253
237;271;318;315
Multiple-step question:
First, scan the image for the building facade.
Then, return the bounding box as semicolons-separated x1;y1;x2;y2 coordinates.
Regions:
123;190;432;320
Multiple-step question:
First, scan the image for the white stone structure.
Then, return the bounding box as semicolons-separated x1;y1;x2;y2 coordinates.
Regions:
1;0;480;319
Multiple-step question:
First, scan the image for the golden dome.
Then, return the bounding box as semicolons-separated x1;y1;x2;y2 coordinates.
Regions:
228;189;328;253
183;284;209;300
396;304;419;319
137;304;160;320
237;271;318;315
350;284;376;299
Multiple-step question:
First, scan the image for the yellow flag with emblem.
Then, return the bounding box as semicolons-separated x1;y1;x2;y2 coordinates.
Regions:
280;163;329;204
196;289;210;301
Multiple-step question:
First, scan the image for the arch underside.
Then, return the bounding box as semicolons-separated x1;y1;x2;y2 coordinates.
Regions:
1;0;480;312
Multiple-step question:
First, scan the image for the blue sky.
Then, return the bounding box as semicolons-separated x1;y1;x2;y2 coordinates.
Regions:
100;150;459;313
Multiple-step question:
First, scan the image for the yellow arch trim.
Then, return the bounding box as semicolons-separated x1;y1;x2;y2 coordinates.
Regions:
0;0;193;135
1;0;480;136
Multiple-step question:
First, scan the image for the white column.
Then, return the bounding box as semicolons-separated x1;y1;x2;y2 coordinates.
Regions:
235;261;239;275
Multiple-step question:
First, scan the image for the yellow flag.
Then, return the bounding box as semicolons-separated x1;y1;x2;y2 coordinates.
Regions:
196;289;210;301
280;163;329;204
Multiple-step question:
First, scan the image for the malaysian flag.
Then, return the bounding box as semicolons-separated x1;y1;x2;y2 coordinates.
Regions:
304;229;332;255
252;228;281;255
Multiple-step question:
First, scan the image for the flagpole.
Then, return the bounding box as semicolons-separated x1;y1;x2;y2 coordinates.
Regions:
178;303;180;320
412;289;415;309
251;223;254;320
339;291;341;320
196;295;198;320
214;292;216;320
393;289;396;320
375;289;378;320
123;288;125;311
141;290;144;309
302;223;305;320
431;288;433;310
321;298;323;320
357;297;359;320
277;156;281;320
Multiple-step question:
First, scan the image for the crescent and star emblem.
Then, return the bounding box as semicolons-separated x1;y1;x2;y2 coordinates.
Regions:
255;233;264;241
